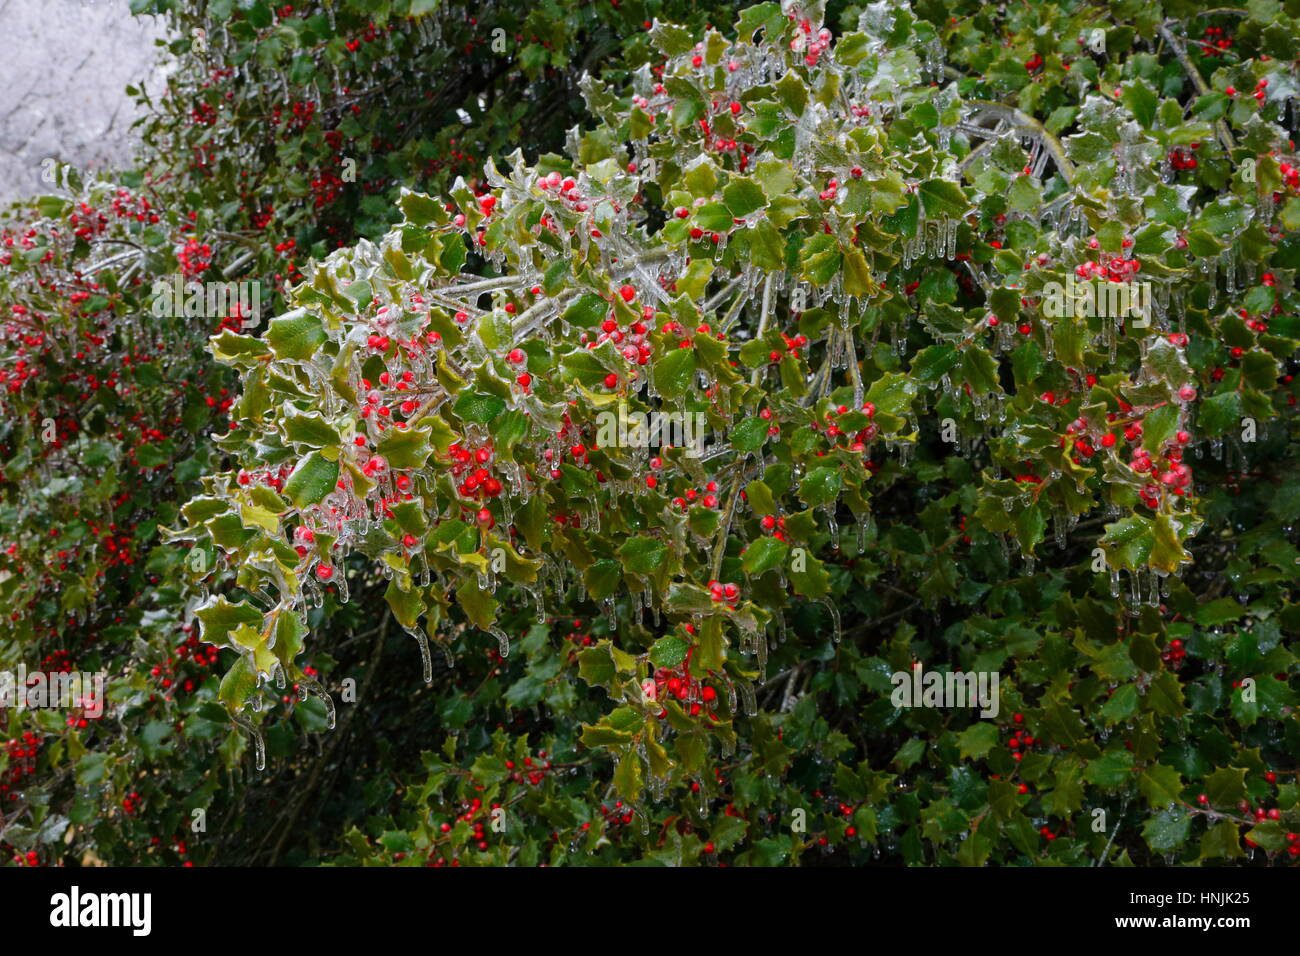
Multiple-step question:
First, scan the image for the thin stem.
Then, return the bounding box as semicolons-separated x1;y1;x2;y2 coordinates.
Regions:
1157;23;1237;153
709;462;750;582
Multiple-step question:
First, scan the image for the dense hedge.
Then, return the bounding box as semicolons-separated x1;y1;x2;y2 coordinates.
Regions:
3;0;1299;866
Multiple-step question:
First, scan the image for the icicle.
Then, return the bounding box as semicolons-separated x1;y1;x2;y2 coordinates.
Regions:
736;677;758;717
298;675;337;729
403;624;434;684
231;711;266;772
489;625;511;658
435;639;454;669
817;599;842;644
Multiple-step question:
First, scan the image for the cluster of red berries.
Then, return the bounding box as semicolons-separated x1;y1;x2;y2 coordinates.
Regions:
176;238;212;278
1006;713;1038;762
269;99;316;134
2;732;41;802
1130;423;1195;505
0;356;36;393
275;670;321;711
587;308;656;373
561;619;594;647
1200;26;1234;56
1224;77;1268;102
1075;253;1141;284
200;65;236;89
767;331;809;365
758;513;789;541
670;479;722;511
39;649;73;673
811;401;879;453
68;201;110;240
189;101;218;128
214;305;252;341
432;795;498;855
818;176;843;202
540;412;597;480
310;165;345;209
1160;637;1187;669
175;622;221;669
505;751;554;787
643;643;721;720
0;226;44;270
236;461;294;495
701;117;747;157
1234;304;1272;335
447;442;503;504
534;170;590;213
96;525;137;569
121;790;143;816
1038;822;1069;841
1024;52;1044;73
706;579;740;606
345;20;388;53
787;19;832;67
598;800;637;829
1168;144;1199;171
1277;161;1300;190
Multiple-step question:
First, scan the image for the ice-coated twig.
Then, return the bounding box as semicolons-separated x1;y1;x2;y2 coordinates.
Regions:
749;274;776;386
963;100;1076;183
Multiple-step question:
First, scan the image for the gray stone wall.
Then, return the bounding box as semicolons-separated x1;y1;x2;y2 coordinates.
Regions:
0;0;167;205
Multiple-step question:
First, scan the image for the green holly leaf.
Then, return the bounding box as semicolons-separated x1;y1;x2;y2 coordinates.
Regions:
1142;807;1190;853
649;635;689;668
653;347;697;400
742;536;788;576
266;308;328;360
957;722;999;760
453;392;506;424
619;536;668;575
283;452;340;509
218;655;259;713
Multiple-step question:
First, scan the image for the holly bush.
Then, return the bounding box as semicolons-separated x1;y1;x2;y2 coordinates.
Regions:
6;0;1300;867
0;0;736;866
